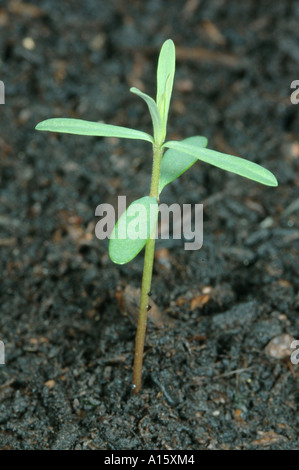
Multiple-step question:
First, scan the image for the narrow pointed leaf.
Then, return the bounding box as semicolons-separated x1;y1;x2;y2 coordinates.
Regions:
109;196;158;265
156;39;175;134
35;118;154;143
159;136;208;195
130;87;163;144
163;140;278;187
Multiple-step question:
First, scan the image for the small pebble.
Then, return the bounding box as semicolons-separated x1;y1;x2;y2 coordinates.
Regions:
264;334;294;359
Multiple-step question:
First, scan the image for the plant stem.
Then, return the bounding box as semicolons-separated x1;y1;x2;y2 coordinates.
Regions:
132;143;163;394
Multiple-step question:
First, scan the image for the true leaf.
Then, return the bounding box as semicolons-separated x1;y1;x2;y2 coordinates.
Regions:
159;136;208;195
163;140;278;187
35;118;154;143
156;39;175;138
130;87;163;144
109;196;158;264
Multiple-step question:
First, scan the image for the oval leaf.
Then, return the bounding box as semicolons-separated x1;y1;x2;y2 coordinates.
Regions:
163;140;278;187
159;136;208;195
109;196;158;264
36;118;154;143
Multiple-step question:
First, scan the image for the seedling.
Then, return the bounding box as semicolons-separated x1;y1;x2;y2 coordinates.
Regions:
36;39;278;394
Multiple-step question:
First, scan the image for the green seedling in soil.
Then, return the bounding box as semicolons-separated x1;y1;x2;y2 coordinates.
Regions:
36;39;278;394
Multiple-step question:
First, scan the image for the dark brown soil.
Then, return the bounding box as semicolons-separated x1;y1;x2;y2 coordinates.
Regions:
0;0;298;450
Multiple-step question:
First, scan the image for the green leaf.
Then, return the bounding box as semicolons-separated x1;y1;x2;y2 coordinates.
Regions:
156;39;176;139
35;118;154;143
159;136;208;195
163;140;278;187
109;196;158;264
130;87;163;145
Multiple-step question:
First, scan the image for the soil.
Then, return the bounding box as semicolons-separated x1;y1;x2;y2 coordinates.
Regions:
0;0;298;450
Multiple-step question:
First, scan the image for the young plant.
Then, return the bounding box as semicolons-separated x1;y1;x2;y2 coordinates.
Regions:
36;39;278;394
